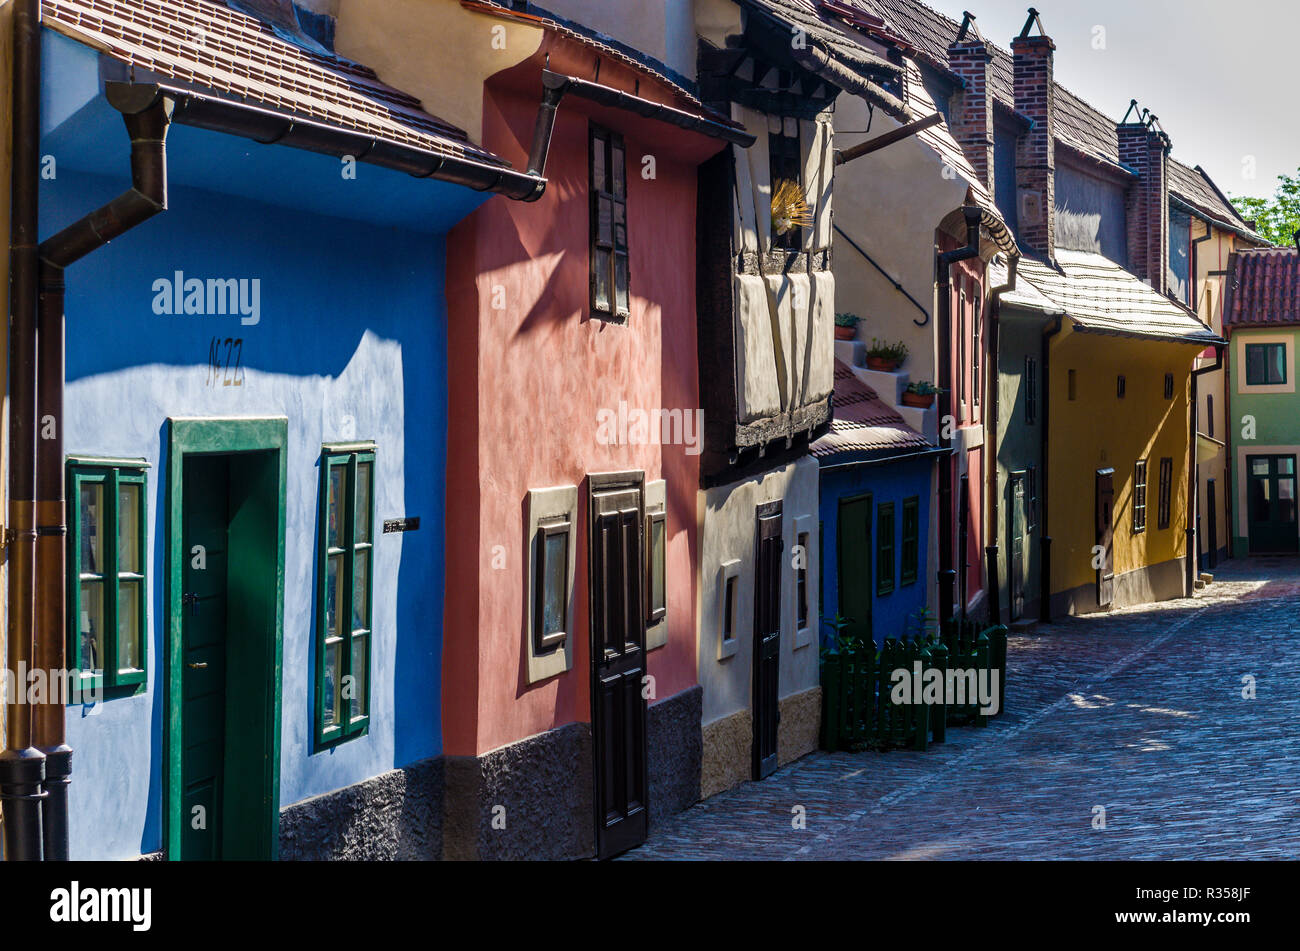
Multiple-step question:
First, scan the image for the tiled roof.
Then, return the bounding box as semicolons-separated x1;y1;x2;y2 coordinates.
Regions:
1168;160;1266;241
1019;249;1222;344
741;0;901;80
845;0;1254;233
811;361;934;460
1224;248;1300;328
44;0;507;166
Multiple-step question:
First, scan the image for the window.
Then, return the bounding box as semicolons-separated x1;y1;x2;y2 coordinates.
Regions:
1164;372;1174;400
876;502;895;596
315;447;375;746
1157;457;1173;529
1207;394;1214;438
958;289;967;412
972;297;982;408
900;497;920;586
790;531;807;629
1027;466;1038;532
1245;342;1287;385
1133;459;1148;534
646;509;667;624
769;127;803;251
1068;369;1077;401
1117;375;1126;399
1025;356;1038;424
67;461;148;693
535;522;571;652
590;124;629;321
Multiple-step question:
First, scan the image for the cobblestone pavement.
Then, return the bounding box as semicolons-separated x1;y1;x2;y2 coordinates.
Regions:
624;557;1300;860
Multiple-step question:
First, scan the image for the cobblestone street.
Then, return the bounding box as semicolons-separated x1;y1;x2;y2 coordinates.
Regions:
624;558;1300;860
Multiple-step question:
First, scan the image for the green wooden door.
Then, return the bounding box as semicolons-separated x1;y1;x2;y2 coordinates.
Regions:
175;448;282;860
837;496;872;643
1009;473;1026;621
1247;455;1299;553
181;455;231;860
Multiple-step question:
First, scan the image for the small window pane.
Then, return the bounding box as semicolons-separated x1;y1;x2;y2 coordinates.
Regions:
541;531;568;640
118;580;141;671
594;249;612;311
79;580;104;675
328;465;347;550
355;463;372;543
649;519;665;616
615;254;630;314
349;635;367;721
80;483;104;575
598;196;613;245
323;640;342;727
723;576;737;641
592;136;606;193
117;483;141;574
352;549;370;632
326;553;344;637
1252;458;1270;476
1281;458;1296;475
611;143;625;197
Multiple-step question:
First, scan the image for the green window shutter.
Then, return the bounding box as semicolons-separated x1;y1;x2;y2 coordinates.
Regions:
315;447;376;747
66;461;149;697
877;502;895;597
900;497;919;586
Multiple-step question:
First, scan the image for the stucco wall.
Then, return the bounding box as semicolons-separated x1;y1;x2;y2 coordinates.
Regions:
537;0;696;81
1048;327;1199;604
819;456;933;646
697;457;820;727
1228;327;1300;552
1054;159;1128;263
48;161;455;858
443;47;709;757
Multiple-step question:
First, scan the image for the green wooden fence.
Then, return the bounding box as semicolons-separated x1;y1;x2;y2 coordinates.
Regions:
820;618;1009;753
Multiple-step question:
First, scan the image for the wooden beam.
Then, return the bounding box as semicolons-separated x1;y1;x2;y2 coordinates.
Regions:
834;111;944;166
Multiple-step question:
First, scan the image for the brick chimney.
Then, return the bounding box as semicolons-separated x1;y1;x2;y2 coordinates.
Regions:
1011;12;1055;260
948;13;995;196
1119;107;1172;291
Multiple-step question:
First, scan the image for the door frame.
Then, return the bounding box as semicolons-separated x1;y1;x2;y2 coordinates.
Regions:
164;417;288;860
752;499;783;780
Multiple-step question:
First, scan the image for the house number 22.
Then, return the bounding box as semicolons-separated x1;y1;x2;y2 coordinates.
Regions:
207;337;245;388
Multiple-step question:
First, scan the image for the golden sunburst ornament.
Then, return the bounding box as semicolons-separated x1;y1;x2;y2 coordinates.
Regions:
771;179;813;236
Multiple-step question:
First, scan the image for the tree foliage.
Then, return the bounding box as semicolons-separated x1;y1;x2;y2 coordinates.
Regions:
1232;169;1300;248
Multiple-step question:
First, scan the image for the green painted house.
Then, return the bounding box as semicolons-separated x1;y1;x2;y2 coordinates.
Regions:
1223;248;1300;555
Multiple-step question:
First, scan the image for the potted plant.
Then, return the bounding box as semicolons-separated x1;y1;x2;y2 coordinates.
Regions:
865;338;908;371
902;380;942;409
820;614;858;654
834;312;859;341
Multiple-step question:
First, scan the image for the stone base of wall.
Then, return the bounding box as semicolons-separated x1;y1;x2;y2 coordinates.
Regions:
279;757;444;860
647;685;702;827
701;708;751;800
777;685;821;767
1052;556;1187;616
443;721;594;861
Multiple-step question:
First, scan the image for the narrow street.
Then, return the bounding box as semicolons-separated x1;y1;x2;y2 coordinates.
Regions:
624;558;1300;860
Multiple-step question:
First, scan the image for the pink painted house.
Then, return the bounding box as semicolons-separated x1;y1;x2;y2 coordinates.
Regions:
442;2;751;860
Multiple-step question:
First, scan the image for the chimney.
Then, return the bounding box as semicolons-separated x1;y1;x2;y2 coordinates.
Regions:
948;12;995;196
1011;8;1055;260
1118;103;1172;292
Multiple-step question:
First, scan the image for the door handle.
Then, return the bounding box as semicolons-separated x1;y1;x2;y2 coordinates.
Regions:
187;662;208;670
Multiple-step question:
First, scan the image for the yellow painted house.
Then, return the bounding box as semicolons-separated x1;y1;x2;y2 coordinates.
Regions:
1017;252;1222;614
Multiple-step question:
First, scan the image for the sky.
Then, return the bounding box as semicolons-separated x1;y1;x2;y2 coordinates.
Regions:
925;0;1299;200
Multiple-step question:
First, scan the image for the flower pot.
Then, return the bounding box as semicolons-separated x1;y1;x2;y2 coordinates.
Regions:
866;356;898;371
901;391;935;409
835;325;856;341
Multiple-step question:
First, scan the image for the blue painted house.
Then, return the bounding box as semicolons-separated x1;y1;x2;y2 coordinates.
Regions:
814;361;939;647
36;0;541;860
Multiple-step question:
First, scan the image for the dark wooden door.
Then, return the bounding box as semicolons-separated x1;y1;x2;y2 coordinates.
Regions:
181;456;230;861
1010;473;1026;620
590;478;648;860
836;496;871;643
752;503;783;780
1247;455;1299;553
1206;478;1218;569
1095;468;1115;608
